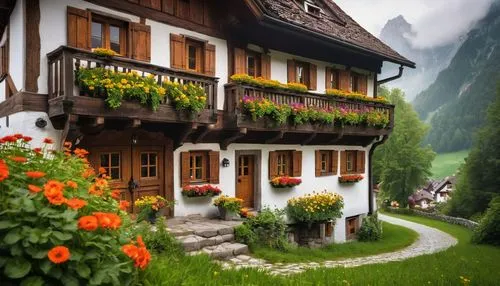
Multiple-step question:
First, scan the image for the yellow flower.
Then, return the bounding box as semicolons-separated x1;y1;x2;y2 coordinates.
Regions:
121;79;128;84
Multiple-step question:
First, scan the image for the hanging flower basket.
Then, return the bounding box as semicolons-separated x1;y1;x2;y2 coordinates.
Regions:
181;184;222;198
338;174;364;184
270;176;302;188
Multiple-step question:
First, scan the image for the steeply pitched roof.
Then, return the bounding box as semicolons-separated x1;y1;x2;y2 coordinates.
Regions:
409;190;434;202
434;176;455;193
253;0;415;67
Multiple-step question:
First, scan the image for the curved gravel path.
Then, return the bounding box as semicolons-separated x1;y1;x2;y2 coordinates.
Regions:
221;214;458;275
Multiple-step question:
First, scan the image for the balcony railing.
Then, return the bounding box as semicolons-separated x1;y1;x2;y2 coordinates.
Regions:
47;46;218;124
224;82;394;136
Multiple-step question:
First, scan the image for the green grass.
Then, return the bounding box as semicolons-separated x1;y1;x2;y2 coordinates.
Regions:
431;149;469;179
142;214;500;285
251;221;418;263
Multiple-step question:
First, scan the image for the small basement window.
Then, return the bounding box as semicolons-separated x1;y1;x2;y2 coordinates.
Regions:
346;216;360;240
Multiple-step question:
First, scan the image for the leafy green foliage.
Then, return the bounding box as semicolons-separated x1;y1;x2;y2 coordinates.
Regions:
358;213;383;242
238;208;289;250
132;217;184;257
234;224;257;246
164;81;208;114
373;87;436;206
472;197;500;245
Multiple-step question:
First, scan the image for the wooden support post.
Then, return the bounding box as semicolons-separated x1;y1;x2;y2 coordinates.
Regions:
220;128;247;150
193;124;214;144
174;123;198;149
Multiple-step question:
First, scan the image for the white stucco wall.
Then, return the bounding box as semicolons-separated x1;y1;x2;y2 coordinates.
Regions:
0;112;62;148
174;143;371;243
9;0;25;92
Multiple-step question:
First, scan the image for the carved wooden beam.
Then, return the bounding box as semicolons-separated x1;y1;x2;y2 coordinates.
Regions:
173;123;198;150
220;128;247;150
302;132;317;145
60;114;78;147
193;124;214;144
328;128;345;144
265;131;285;144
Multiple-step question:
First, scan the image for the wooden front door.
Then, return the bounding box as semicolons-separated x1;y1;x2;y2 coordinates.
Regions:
89;145;164;213
236;155;255;208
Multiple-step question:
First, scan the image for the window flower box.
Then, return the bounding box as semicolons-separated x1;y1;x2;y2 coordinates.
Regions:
338;174;364;184
270;176;302;188
287;191;344;224
181;184;222;198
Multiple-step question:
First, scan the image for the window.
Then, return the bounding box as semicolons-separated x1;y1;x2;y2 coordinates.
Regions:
276;151;292;176
100;153;121;180
346;151;356;173
326;67;340;89
304;1;321;17
140;152;158;178
90;15;128;55
269;150;302;178
186;39;203;72
180;150;219;185
320;152;329;173
295;61;310;86
189;151;208;182
246;51;262;78
346;216;359;240
288;59;316;90
315;150;338;177
340;150;365;174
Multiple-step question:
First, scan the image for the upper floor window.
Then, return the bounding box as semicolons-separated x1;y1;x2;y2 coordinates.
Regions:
186;38;203;73
269;150;302;178
91;15;128;55
295;61;310;86
325;67;340;89
350;73;360;93
315;150;338;177
180;150;220;185
287;59;317;90
232;48;270;79
304;1;321;17
246;51;262;78
170;33;216;76
346;151;356;173
340;150;366;174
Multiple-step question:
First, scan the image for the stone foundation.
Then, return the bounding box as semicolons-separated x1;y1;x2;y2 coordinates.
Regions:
288;222;335;247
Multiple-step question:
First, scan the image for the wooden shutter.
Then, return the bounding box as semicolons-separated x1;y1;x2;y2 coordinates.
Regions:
208;151;220;184
140;0;161;10
356;151;366;174
287;60;296;83
180;152;190;186
190;0;204;25
67;6;91;49
234;48;246;75
162;0;174;14
331;150;339;175
339;69;350;91
170;34;185;69
340;151;347;175
359;75;368;95
269;151;278;179
309;63;317;90
204;43;216;76
261;54;271;79
325;67;332;89
315;150;321;177
130;22;151;62
292;151;302;177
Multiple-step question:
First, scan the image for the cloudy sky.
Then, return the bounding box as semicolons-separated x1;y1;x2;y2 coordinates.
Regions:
334;0;495;49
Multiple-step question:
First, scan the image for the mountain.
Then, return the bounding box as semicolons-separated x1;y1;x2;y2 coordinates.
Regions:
379;15;462;101
412;1;500;153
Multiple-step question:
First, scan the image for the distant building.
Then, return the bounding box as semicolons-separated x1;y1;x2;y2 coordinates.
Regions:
409;189;434;209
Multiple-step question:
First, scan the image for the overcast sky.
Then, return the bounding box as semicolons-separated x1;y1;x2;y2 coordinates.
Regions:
334;0;495;49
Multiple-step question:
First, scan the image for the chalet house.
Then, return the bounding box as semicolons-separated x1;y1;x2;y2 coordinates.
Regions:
0;0;414;242
426;176;455;203
409;190;434;209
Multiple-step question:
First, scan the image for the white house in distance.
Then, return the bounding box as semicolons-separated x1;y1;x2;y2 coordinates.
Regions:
427;176;455;203
0;0;414;242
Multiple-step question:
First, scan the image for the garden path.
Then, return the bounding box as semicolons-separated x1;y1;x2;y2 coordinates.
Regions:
219;214;458;275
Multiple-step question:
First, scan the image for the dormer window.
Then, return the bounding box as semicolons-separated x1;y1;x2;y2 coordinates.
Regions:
304;1;321;17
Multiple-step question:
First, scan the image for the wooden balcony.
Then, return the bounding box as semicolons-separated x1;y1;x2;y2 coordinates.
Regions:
47;46;218;128
223;83;394;145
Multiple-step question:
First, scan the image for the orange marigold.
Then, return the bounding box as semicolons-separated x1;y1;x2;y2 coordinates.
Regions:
122;244;139;259
98;167;107;174
111;190;121;200
78;215;99;231
121;236;151;269
95;178;108;189
119;200;130;211
66;180;78;189
135;247;151;269
93;212;122;229
43;137;54;144
66;198;87;210
10;156;27;163
0;160;8;182
25;171;46;179
28;184;42;193
74;148;89;158
88;184;103;196
48;246;70;264
44;180;66;205
82;168;95;179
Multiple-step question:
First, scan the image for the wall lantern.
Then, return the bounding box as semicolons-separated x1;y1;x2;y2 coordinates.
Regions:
131;134;138;145
222;158;230;168
35;118;47;128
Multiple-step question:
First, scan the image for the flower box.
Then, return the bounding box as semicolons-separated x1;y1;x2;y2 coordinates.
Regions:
338;174;364;184
213;196;243;220
270;176;302;188
287;191;344;224
181;184;222;198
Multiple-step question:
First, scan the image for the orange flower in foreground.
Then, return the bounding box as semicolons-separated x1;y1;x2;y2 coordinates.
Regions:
66;198;87;210
44;180;66;205
119;200;130;211
135;247;151;269
78;215;99;231
10;156;27;163
137;235;145;248
82;168;95;179
74;148;89;158
98;167;107;174
28;184;42;193
93;212;122;229
111;190;121;200
95;178;108;189
0;160;8;182
26;171;46;179
63;141;72;148
66;180;78;189
43;137;54;144
88;184;103;196
48;246;70;264
122;244;139;259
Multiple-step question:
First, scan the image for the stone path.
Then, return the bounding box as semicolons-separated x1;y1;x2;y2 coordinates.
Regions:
219;214;458;275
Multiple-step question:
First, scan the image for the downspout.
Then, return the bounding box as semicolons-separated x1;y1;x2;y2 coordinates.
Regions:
377;65;404;86
368;135;389;215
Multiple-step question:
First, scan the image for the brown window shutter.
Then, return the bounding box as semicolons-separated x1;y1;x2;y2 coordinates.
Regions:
356;151;366;174
233;48;246;75
315;150;321;177
208;151;220;184
162;0;174;14
170;34;186;69
292;151;302;177
331;150;338;175
67;6;91;49
287;60;296;83
204;43;216;76
309;63;317;90
359;75;368;95
268;151;278;179
130;22;151;62
325;67;332;89
180;152;190;186
190;0;204;25
261;54;271;79
340;151;347;175
339;69;350;91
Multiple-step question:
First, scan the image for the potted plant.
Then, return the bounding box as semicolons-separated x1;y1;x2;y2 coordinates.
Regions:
270;176;302;188
213;195;243;220
134;195;173;224
181;184;222;198
338;174;364;184
287;190;344;225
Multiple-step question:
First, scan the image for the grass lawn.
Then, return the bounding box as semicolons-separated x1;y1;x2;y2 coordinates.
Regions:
431;149;469;179
142;214;500;285
250;221;418;263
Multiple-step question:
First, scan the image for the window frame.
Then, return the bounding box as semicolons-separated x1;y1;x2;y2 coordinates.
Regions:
327;68;340;89
346;150;357;174
189;151;209;183
99;152;121;181
276;151;293;177
320;151;331;174
346;216;359;240
350;72;361;93
246;50;262;78
90;14;128;56
140;152;158;179
304;1;322;17
185;38;204;73
295;61;310;87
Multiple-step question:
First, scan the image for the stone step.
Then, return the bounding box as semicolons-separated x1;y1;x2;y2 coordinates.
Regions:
188;242;249;259
179;233;235;252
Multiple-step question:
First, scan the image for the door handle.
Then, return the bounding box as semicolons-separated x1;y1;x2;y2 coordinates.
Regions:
128;177;139;193
237;178;242;183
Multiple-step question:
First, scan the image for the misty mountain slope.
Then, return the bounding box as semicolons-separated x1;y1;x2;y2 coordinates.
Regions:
412;2;500;153
379;16;461;101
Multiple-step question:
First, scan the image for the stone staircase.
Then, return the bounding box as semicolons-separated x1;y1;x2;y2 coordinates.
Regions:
167;215;249;259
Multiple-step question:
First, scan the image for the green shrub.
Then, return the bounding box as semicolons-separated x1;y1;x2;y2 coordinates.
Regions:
472;197;500;245
234;224;257;246
358;213;383;241
245;208;289;250
132;217;184;257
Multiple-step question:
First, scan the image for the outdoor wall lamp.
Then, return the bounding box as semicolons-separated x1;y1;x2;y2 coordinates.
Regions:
35;118;47;128
131;134;138;145
222;158;230;167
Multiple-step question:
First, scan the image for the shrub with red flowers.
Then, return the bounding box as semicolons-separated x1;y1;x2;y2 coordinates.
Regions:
0;135;150;285
270;176;302;188
338;174;364;184
181;184;222;197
